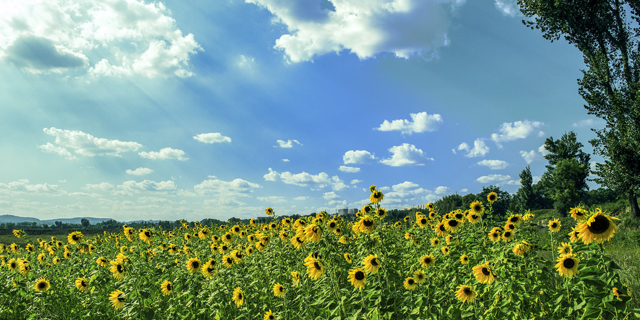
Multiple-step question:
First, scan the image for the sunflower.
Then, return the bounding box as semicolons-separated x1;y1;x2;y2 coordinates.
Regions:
305;258;325;280
264;207;274;216
369;185;377;192
74;278;89;292
427;203;435;212
502;231;514;242
273;283;285;298
33;278;50;293
555;254;580;278
303;224;323;242
413;269;427;284
489;231;501;243
613;287;625;300
339;236;348;245
487;192;498;203
578;211;618;244
420;254;435;268
246;246;255;256
569;228;580;243
232;287;244;307
430;238;440;247
435;222;448;237
470;200;485;216
558;243;572;255
37;253;46;264
347;268;367;290
441;246;450;255
472;264;496;284
570;207;589;222
160;280;173;295
264;310;277;320
222;256;234;268
404;277;418;290
334;227;343;236
417;216;429;228
219;244;230;255
504;223;516;232
202;260;217;278
67;231;84;245
444;219;461;233
512;243;530;256
467;213;481;224
344;253;353;264
63;251;71;259
109;290;126;310
7;259;18;272
460;254;469;265
291;271;300;287
507;214;523;225
359;216;376;233
110;261;126;280
455;285;477;304
363;254;381;274
548;219;561;233
13;229;25;238
53;257;60;265
19;262;31;276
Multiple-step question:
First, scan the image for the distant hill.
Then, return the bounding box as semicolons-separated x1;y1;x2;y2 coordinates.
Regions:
0;215;114;225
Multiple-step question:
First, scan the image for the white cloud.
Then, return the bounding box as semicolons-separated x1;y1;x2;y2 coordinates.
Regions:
458;139;490;158
1;0;201;77
246;0;464;63
533;176;541;184
538;144;549;156
350;179;362;184
117;180;177;193
504;179;521;186
323;191;340;200
38;142;78;160
327;199;347;206
194;178;261;196
274;139;302;148
293;196;308;201
477;174;511;184
572;119;594;128
237;55;256;69
477;159;509;170
380;143;433;167
126;167;153;176
339;165;360;173
139;147;188;161
83;182;114;191
204;198;247;207
193;133;232;144
460;188;468;193
343;150;376;164
263;168;347;190
434;186;450;194
376;112;443;134
0;179;64;195
519;150;539;164
41;127;142;158
257;196;287;203
494;0;519;16
282;159;290;162
491;120;544;148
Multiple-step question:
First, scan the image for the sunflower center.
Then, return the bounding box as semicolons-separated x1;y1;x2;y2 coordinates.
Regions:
563;258;575;268
455;214;463;220
439;225;446;232
167;283;172;290
551;223;557;228
72;235;79;241
473;205;481;211
314;262;322;270
117;294;125;302
511;217;519;223
371;259;379;266
363;219;373;227
420;219;427;224
448;220;459;227
192;261;200;268
504;232;511;237
238;293;243;299
81;280;87;286
117;265;124;273
408;279;415;285
425;258;431;264
463;287;471;295
588;215;611;234
482;267;490;276
38;282;47;289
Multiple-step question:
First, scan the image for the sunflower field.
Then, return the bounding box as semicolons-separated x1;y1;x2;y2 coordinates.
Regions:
1;186;638;319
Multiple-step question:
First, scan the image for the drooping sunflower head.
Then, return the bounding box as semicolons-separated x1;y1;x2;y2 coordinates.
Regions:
222;255;234;268
232;287;244;307
472;264;496;284
304;258;325;280
507;214;522;225
487;192;498;203
369;185;377;193
569;227;581;243
291;271;300;286
109;290;126;310
363;254;381;274
344;253;352;264
570;207;589;222
578;211;618;244
34;278;50;292
161;280;173;295
427;203;435;212
455;285;477;304
441;246;450;255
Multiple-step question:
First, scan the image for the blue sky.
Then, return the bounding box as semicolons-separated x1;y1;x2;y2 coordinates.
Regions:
0;0;604;221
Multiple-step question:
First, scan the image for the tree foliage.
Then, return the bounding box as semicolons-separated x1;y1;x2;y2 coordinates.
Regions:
516;165;534;212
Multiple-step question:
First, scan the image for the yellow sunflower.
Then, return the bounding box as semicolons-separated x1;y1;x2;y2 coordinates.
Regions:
202;260;217;278
444;219;461;233
577;211;618;244
441;246;450;255
303;224;323;243
186;258;201;274
470;200;485;216
67;231;83;245
344;253;353;264
265;207;274;216
273;283;285;298
502;231;515;242
161;280;173;295
110;261;125;280
455;285;477;304
304;258;325;280
264;310;278;320
420;254;435;268
557;243;572;255
487;192;498;203
347;268;367;290
222;255;234;268
291;271;300;287
569;228;581;243
548;219;561;233
555;254;579;278
232;287;244;307
75;278;89;292
370;190;384;204
460;254;469;265
34;278;50;292
417;216;429;228
472;264;496;284
570;207;589;222
413;269;427;284
404;277;418;290
435;222;448;237
109;290;126;310
430;238;440;247
363;254;381;274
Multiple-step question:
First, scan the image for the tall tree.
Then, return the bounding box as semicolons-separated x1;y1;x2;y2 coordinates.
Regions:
516;165;534;212
518;0;640;218
81;218;90;228
542;132;591;215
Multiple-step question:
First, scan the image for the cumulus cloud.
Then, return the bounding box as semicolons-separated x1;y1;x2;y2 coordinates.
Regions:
339;165;360;173
460;188;468;193
494;0;519;16
519;150;539;164
83;182;114;191
351;179;362;184
376;112;443;134
274;140;302;148
139;147;188;161
491;120;544;148
193;133;232;144
246;0;464;63
434;186;450;194
477;159;508;170
476;174;511;184
538;144;550;156
1;0;201;77
263;168;347;191
194;177;261;196
380;143;433;167
40;127;142;158
0;179;65;195
117;180;177;193
126;167;153;176
323;191;340;200
343;150;376;164
457;139;490;158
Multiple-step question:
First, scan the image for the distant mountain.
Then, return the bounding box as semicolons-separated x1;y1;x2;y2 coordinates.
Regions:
0;215;41;224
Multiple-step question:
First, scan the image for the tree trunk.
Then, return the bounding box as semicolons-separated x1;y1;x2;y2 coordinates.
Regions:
628;189;639;219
